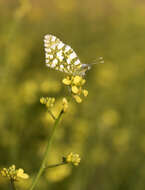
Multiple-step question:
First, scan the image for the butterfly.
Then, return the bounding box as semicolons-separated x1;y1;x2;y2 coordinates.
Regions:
44;34;103;76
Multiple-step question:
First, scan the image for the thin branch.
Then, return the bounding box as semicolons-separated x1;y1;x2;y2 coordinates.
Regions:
45;162;67;169
29;110;64;190
10;179;17;190
47;110;56;120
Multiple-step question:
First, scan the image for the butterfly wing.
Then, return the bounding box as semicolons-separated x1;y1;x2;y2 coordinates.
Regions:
44;34;85;75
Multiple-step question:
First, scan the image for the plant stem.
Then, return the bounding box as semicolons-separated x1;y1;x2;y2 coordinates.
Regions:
48;110;56;120
10;179;16;190
45;162;67;169
29;110;64;190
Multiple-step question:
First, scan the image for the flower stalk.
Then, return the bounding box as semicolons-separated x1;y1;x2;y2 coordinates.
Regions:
47;110;56;120
45;162;67;169
29;109;64;190
10;179;16;190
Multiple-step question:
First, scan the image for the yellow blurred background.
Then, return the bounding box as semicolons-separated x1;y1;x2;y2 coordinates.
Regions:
0;0;145;189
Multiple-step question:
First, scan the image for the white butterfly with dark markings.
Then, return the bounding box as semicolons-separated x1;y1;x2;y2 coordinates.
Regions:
44;34;103;76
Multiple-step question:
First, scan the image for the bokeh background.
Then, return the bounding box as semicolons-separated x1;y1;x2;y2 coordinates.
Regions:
0;0;145;189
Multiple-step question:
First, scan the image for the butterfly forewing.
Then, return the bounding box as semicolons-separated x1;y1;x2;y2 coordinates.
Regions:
44;34;90;76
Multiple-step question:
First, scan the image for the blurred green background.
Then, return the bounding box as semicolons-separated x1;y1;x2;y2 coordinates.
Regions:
0;0;145;189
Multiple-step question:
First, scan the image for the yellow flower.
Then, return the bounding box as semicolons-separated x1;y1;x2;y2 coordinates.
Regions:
62;77;71;85
71;86;79;94
17;169;29;179
73;95;82;103
46;97;55;109
66;152;81;166
40;97;55;109
62;98;69;112
80;78;86;85
0;165;29;181
40;97;47;104
73;76;82;85
83;89;88;97
62;75;88;103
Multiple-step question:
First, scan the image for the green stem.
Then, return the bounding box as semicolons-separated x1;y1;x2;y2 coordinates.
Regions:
45;162;67;169
10;179;16;190
29;110;64;190
48;110;56;120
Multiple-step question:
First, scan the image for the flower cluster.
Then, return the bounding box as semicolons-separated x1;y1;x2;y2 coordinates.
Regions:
62;75;88;103
0;165;29;181
65;152;81;166
40;97;55;109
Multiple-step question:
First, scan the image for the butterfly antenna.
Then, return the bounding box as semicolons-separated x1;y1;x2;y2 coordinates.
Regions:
91;57;104;65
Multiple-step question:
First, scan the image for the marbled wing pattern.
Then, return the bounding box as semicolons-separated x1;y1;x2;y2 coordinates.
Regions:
44;34;90;76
